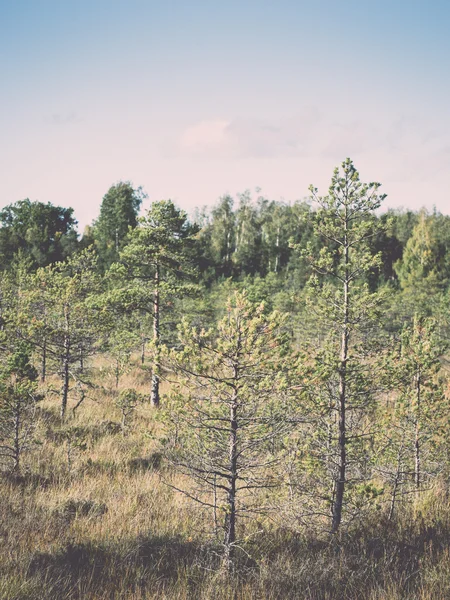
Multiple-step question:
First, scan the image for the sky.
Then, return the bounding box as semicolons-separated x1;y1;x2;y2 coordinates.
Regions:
1;0;450;232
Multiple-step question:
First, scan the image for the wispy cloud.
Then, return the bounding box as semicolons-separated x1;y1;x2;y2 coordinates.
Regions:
177;108;322;158
177;111;449;172
46;112;80;125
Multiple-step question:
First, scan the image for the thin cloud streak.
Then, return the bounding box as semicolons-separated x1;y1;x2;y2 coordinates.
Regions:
175;112;450;184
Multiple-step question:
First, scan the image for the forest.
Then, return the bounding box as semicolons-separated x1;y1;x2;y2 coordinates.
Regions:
2;158;450;599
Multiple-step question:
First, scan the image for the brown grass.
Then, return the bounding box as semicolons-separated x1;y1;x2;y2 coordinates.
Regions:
2;360;450;599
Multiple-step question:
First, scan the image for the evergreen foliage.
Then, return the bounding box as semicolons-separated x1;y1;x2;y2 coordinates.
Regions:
165;292;293;570
296;158;387;532
0;344;39;472
3;161;450;596
109;199;199;406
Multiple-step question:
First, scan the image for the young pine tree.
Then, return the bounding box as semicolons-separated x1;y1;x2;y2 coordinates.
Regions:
298;158;387;533
0;345;39;473
374;316;447;519
165;292;292;571
397;316;446;490
113;200;198;407
22;249;108;419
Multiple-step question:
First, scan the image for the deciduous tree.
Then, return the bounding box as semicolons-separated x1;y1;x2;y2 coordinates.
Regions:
93;181;145;270
0;199;78;271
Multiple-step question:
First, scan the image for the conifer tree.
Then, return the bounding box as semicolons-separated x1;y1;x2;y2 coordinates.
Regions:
0;344;38;473
22;249;107;419
165;292;291;570
394;210;446;315
114;200;198;407
298;158;386;533
397;316;446;489
374;315;447;519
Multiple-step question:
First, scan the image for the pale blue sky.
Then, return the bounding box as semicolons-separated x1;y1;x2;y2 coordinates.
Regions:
1;1;450;230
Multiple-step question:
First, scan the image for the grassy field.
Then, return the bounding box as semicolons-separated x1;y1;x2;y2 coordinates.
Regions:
2;361;450;600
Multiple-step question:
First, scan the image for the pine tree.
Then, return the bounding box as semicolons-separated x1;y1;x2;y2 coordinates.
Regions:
22;249;108;419
114;200;198;407
0;344;38;473
165;292;291;570
394;210;447;315
297;158;387;533
374;315;447;519
398;316;446;489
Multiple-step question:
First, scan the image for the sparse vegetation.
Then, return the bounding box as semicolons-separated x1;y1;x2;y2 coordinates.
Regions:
2;160;450;598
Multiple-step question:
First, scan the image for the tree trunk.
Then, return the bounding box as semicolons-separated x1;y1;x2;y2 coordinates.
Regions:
115;359;120;389
41;307;48;383
414;369;421;489
332;321;348;533
141;338;146;365
13;409;20;473
331;211;349;535
389;451;403;521
150;265;160;408
223;388;238;571
41;338;46;383
61;305;70;420
327;397;336;511
274;226;280;273
79;345;84;373
213;473;219;539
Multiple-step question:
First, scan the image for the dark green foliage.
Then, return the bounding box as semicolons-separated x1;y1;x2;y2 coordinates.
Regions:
0;199;78;271
93;181;145;271
109;199;199;406
0;344;39;472
22;248;109;419
198;192;316;282
206;194;236;277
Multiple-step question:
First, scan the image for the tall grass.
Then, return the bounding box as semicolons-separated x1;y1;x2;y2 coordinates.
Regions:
2;362;450;599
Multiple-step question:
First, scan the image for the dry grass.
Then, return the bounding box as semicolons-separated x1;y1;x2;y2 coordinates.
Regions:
2;360;450;599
